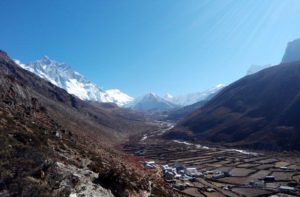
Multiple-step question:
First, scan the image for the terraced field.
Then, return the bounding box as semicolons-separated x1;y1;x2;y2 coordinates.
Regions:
123;127;300;197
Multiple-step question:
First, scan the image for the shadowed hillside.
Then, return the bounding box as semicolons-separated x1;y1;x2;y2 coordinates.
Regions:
166;61;300;151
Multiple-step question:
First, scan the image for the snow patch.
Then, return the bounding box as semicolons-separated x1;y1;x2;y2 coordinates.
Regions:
141;135;148;141
173;140;210;149
229;149;258;156
105;89;134;106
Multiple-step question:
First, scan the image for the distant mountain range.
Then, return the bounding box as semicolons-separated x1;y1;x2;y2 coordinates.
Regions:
15;57;133;106
164;84;225;106
11;37;300;116
15;57;225;111
166;58;300;151
126;84;225;113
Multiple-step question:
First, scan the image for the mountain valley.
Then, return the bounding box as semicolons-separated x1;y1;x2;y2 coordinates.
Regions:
2;2;300;196
2;35;300;197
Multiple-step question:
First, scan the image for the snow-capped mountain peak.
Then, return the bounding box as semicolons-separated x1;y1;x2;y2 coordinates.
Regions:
15;57;133;106
144;92;159;99
127;92;178;111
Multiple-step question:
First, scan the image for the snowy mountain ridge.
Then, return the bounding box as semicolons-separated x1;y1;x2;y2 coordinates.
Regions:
164;84;225;106
15;56;133;106
127;84;225;112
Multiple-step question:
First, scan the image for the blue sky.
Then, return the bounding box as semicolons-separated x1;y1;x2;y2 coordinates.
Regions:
1;0;300;97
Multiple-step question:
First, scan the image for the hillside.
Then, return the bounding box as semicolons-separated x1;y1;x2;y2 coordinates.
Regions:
166;61;300;151
2;52;157;143
0;50;179;196
165;100;207;121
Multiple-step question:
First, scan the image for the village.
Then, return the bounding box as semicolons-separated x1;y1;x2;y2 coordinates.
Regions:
123;136;300;197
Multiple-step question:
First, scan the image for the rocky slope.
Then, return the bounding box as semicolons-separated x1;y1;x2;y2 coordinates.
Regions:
282;38;300;63
0;51;180;197
166;61;300;151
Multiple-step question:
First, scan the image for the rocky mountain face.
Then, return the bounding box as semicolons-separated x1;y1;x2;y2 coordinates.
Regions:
0;51;179;197
282;38;300;63
166;61;300;151
15;57;133;106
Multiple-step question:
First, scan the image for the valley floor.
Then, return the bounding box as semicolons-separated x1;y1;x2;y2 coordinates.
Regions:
122;122;300;197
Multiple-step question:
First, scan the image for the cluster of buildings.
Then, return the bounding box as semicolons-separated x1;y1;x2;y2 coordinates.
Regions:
143;161;299;194
203;170;230;179
247;175;297;194
159;163;233;181
143;161;202;190
144;161;226;191
161;163;202;182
